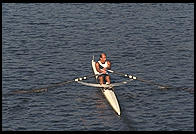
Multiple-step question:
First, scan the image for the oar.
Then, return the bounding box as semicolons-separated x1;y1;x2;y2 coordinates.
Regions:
107;70;194;93
12;73;101;94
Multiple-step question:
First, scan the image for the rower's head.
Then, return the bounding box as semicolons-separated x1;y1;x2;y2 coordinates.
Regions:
100;53;107;63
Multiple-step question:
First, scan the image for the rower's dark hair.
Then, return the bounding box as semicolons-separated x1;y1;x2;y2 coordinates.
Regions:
100;53;106;58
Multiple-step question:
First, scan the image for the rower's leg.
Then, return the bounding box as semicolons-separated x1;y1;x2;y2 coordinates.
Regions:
105;75;110;84
99;76;104;85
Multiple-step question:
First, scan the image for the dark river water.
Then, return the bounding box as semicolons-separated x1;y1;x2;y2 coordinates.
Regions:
2;3;194;131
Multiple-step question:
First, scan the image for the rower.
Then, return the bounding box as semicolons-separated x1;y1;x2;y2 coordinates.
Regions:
95;53;111;85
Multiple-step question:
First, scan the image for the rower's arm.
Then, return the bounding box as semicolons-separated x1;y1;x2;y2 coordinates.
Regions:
107;61;111;70
95;62;103;73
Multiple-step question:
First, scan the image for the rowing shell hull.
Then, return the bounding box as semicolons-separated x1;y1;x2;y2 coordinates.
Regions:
92;58;121;116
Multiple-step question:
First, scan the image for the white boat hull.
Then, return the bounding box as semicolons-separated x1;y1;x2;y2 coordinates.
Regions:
92;58;121;115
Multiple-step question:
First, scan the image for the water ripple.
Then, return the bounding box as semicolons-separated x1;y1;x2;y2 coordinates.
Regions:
2;3;194;131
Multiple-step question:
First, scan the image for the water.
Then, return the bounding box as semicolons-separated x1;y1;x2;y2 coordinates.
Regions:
2;3;194;131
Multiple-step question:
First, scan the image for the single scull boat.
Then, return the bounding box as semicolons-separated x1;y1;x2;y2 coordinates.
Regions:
91;56;121;116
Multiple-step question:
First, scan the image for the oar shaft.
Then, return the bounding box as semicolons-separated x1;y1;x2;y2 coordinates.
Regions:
108;70;167;88
13;73;101;94
108;70;136;79
108;69;194;93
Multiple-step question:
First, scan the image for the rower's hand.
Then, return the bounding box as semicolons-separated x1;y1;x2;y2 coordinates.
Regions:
102;69;107;74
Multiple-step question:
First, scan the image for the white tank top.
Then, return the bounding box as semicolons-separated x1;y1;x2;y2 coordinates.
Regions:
98;61;108;69
98;61;109;74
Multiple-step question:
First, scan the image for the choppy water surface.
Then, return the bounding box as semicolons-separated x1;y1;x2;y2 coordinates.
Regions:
2;3;194;131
